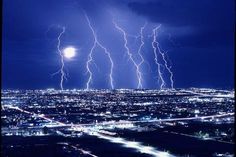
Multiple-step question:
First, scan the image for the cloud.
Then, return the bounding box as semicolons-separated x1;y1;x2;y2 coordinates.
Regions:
128;0;234;26
127;0;234;47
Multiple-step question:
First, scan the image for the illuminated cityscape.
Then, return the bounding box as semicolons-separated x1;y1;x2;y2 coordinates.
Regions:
1;88;234;157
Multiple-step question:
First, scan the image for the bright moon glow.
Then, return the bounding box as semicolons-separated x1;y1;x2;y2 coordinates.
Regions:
63;47;76;59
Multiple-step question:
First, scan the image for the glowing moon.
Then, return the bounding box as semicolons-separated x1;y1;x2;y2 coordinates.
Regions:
63;47;76;59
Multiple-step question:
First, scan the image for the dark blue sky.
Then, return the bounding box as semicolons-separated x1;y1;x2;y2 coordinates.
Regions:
2;0;235;89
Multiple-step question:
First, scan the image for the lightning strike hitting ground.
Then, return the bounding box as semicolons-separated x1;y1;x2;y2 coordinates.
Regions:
52;27;67;90
85;14;114;90
151;25;166;89
113;20;143;89
158;47;174;89
153;26;174;89
136;22;147;89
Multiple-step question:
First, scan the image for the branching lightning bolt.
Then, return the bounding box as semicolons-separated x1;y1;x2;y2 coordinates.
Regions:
136;22;147;89
85;14;114;90
151;25;166;89
152;25;174;89
113;20;144;89
52;27;66;90
158;47;174;89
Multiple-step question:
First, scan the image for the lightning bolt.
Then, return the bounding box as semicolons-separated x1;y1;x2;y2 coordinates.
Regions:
84;14;114;90
155;27;174;89
158;47;174;89
151;25;166;89
136;22;147;89
52;26;66;90
113;20;143;89
152;26;174;89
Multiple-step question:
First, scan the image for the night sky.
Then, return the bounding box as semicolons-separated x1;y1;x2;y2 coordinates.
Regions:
2;0;235;90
